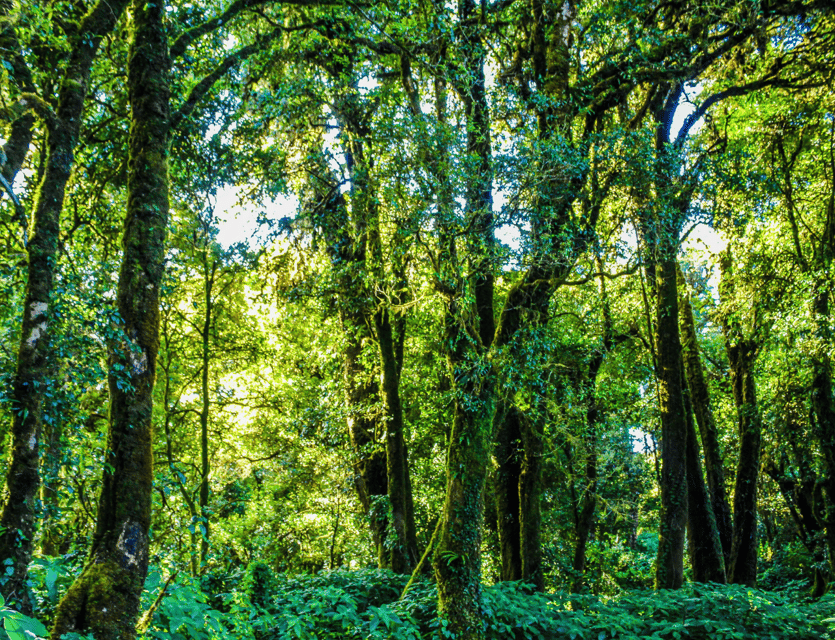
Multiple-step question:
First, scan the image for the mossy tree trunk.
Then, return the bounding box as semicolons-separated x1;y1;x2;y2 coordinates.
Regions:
0;0;129;613
518;405;544;591
641;82;704;591
809;184;835;586
488;0;578;589
50;0;169;636
433;308;495;637
678;264;733;568
653;253;688;590
764;456;828;596
682;372;726;583
341;76;418;572
374;304;420;571
432;3;496;630
324;185;389;566
315;64;419;570
197;252;217;569
494;404;523;581
720;253;762;587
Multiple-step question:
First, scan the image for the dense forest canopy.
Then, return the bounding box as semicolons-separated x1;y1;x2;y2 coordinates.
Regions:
1;0;835;638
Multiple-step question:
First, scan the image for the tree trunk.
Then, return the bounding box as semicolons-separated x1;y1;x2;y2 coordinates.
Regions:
654;255;688;590
726;346;762;586
682;372;726;583
811;319;835;585
198;258;216;569
518;407;544;591
433;311;494;638
678;264;733;567
721;254;762;587
572;396;598;592
765;458;827;595
494;405;523;581
375;306;418;572
810;148;835;588
50;0;168;636
342;314;389;565
0;0;129;613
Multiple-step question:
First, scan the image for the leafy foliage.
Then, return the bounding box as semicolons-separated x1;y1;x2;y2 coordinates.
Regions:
136;570;835;640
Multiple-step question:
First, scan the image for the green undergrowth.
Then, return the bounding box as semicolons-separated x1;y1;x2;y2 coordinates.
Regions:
13;564;835;639
139;567;835;640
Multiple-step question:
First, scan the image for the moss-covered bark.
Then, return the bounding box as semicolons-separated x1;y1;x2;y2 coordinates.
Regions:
320;177;390;565
198;257;217;569
725;348;762;587
50;0;168;636
682;373;726;583
809;191;835;585
433;306;494;638
518;407;544;591
0;0;129;613
431;8;496;624
493;405;523;581
764;456;827;595
375;306;419;571
678;265;733;568
653;255;688;590
720;254;762;588
572;369;600;592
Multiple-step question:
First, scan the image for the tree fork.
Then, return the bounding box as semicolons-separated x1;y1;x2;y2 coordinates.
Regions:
677;264;733;567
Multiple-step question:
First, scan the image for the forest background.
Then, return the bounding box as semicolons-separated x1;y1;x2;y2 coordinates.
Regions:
1;0;835;639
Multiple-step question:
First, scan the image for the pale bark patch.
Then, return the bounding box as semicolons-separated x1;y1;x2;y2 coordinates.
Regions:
25;321;47;348
29;301;47;319
130;349;148;375
117;520;146;569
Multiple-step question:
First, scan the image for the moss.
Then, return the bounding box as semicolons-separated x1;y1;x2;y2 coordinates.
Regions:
51;559;143;640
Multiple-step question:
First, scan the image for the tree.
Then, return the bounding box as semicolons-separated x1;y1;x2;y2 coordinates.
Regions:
50;0;169;634
0;0;131;612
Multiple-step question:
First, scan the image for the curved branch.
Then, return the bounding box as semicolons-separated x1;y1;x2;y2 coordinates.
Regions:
172;21;325;130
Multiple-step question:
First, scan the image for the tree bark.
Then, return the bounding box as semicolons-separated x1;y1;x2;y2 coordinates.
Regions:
764;457;827;595
342;302;389;565
198;256;217;569
433;307;494;637
678;264;733;568
810;187;835;585
720;254;762;587
375;306;419;571
50;0;169;636
430;1;497;634
572;374;599;592
493;404;523;581
0;0;129;613
682;371;726;583
518;407;544;591
653;254;688;590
